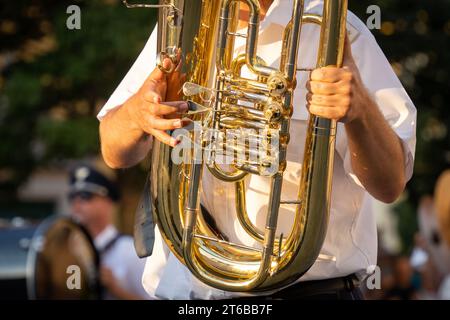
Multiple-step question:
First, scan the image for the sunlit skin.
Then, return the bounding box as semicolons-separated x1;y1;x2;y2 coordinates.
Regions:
99;0;406;203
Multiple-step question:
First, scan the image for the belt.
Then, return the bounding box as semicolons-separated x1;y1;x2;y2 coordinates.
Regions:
271;274;361;299
232;274;362;300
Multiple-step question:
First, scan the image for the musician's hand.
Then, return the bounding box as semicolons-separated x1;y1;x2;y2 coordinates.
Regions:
306;36;368;123
126;58;189;147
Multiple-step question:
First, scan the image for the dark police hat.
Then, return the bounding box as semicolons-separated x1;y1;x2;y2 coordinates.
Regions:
68;165;120;202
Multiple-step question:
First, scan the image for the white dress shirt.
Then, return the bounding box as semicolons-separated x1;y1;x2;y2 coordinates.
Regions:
95;225;149;299
98;0;417;299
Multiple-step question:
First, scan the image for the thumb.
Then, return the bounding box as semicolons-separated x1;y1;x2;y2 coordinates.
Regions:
342;34;355;67
149;58;173;81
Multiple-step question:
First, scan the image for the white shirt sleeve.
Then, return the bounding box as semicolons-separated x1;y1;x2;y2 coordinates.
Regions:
97;25;158;121
335;18;417;186
439;275;450;300
116;237;151;299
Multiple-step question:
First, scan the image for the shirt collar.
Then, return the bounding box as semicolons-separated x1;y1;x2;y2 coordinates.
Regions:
94;225;119;250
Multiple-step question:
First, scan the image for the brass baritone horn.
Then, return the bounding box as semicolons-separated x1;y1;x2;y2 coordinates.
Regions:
124;0;348;292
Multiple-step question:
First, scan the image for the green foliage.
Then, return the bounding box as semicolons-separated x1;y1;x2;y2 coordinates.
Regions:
36;117;100;160
0;0;156;197
394;198;419;255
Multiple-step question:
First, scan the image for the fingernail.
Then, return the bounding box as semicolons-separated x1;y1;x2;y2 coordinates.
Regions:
180;102;189;112
171;138;180;147
154;96;161;103
173;120;182;128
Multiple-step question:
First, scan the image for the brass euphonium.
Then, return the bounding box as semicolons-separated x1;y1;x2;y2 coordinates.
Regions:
124;0;348;292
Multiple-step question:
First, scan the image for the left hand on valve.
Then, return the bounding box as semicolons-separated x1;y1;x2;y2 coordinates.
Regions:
306;36;369;123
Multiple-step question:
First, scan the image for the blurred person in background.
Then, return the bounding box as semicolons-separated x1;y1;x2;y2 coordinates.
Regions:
383;255;418;300
68;164;149;300
434;170;450;299
435;170;450;252
417;195;450;278
409;233;440;299
404;174;450;300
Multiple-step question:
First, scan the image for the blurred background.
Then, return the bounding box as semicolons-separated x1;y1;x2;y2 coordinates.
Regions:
0;0;449;299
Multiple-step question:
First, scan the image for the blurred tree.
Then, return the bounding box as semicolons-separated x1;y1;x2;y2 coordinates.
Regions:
0;0;157;202
0;1;449;245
